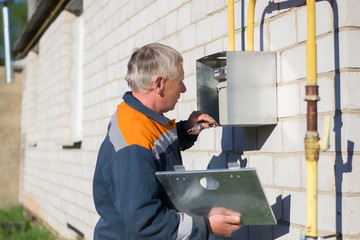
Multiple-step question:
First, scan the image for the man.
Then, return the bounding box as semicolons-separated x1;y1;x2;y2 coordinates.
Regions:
93;43;241;239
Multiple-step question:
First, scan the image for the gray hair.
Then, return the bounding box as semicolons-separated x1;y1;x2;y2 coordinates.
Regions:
125;43;183;93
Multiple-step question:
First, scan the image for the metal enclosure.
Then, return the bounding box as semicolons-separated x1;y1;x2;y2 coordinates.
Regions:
196;51;277;126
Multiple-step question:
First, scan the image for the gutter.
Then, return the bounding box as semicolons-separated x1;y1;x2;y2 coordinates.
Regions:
13;0;70;59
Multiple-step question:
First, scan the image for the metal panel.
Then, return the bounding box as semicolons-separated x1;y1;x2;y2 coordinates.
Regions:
196;52;227;123
156;168;276;225
227;51;277;125
196;51;277;126
196;61;220;123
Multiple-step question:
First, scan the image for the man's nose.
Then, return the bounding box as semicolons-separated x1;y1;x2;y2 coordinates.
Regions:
181;82;186;93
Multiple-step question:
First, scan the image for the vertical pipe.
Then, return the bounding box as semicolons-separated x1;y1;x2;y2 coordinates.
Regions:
2;2;13;83
228;0;235;51
306;0;317;86
305;0;319;238
246;0;256;51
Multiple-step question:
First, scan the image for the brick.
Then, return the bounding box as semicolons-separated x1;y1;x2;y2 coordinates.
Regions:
282;118;306;152
338;114;360;152
178;3;191;29
193;152;213;170
283;190;306;226
154;19;165;42
318;154;336;192
263;188;283;217
277;83;300;118
181;151;195;170
341;152;360;193
205;38;223;55
249;155;273;185
165;11;177;36
338;0;360;28
181;24;196;50
318;193;336;232
301;152;336;192
234;1;241;32
317;34;335;74
269;12;297;50
274;156;301;188
207;152;227;170
254;24;269;51
182;75;196;101
281;45;306;82
154;0;170;20
170;0;185;10
198;127;216;151
125;1;135;19
339;30;360;69
211;8;228;40
165;108;176;121
177;101;192;121
196;17;213;45
275;225;301;240
215;126;233;152
342;196;360;234
254;0;279;23
297;2;333;43
206;0;225;15
341;71;360;110
188;46;205;75
167;32;182;53
257;124;283;153
300;75;335;115
191;0;207;23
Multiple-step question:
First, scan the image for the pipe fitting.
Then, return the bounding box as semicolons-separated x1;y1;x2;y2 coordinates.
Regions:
305;133;320;162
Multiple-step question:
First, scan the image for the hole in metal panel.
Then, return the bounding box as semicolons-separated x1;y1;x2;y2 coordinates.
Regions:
200;177;220;190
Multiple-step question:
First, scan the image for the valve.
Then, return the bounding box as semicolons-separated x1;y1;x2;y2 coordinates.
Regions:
319;116;331;151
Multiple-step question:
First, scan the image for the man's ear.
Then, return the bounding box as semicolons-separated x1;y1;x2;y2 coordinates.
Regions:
153;76;165;96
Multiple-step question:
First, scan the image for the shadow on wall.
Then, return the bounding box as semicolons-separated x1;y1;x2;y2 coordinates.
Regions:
208;139;291;240
210;0;351;239
326;1;354;239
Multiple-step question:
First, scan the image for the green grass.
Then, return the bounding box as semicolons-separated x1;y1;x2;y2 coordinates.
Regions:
0;205;56;240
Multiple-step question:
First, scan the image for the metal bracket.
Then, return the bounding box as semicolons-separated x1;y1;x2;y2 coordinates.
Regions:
174;165;186;172
227;161;241;169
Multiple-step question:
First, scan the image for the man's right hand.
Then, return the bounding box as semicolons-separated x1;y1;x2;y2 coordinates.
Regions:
207;207;242;237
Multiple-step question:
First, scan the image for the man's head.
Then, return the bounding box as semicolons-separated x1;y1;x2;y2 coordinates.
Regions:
125;43;184;94
125;43;186;114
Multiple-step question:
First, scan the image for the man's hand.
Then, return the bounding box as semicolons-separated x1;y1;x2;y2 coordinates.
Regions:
207;207;242;237
185;111;218;135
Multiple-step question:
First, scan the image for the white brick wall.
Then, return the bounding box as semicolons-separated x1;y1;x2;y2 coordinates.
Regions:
19;0;360;239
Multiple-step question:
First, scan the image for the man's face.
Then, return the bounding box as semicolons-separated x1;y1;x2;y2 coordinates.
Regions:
161;64;186;113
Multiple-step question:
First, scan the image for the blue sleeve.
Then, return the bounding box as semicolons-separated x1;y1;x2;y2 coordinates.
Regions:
111;145;207;240
176;121;198;151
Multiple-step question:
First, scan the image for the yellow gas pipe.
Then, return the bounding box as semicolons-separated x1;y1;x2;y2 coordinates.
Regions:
305;0;320;238
228;0;235;51
246;0;257;51
244;0;320;237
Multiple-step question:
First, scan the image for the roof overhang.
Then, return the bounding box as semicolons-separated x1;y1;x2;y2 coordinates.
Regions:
13;0;82;59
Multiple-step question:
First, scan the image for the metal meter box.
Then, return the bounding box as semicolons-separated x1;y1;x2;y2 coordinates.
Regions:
196;51;277;126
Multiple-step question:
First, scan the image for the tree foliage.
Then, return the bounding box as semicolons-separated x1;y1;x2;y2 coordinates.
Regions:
0;0;27;60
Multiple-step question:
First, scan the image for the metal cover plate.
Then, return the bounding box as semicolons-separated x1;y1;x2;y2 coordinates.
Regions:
155;168;276;225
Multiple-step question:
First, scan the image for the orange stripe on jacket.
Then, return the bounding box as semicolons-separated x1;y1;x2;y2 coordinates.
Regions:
117;101;176;150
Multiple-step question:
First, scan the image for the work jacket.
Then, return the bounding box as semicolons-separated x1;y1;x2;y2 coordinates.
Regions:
93;92;208;240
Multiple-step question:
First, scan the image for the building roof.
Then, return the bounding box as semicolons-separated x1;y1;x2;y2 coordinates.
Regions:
13;0;82;59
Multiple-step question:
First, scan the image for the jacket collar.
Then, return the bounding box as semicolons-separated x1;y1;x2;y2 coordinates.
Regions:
123;91;171;126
